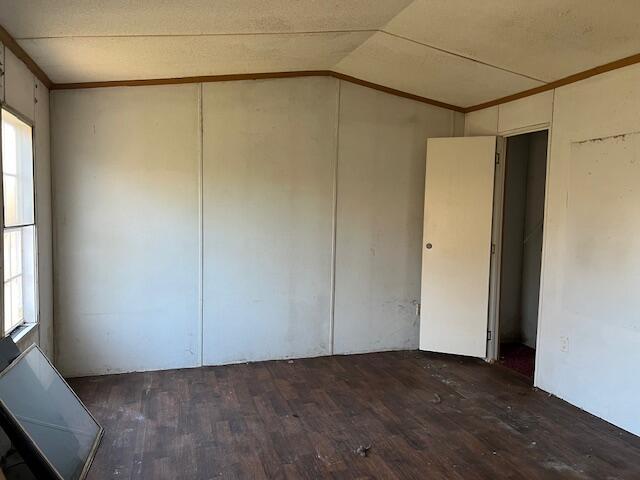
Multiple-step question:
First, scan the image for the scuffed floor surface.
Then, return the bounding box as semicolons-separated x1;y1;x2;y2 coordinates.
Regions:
69;351;640;479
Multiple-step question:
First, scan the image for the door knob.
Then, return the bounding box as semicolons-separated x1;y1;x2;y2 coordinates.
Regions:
426;243;433;249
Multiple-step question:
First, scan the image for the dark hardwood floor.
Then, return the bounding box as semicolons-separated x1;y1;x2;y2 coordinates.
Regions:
69;351;640;479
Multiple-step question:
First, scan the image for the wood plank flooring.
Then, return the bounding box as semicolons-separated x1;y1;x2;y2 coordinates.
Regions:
69;351;640;479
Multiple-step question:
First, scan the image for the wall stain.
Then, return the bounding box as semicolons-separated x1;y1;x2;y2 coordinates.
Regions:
574;130;640;144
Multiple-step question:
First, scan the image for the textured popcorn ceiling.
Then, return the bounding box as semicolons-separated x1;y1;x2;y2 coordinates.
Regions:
2;0;640;107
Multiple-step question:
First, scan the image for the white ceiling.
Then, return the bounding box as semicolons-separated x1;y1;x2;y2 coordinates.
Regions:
2;0;639;108
333;32;542;108
19;33;373;82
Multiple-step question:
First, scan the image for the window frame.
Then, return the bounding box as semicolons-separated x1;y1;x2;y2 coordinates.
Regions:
0;103;39;337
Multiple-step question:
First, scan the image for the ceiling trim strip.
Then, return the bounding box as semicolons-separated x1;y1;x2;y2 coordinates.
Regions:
53;70;333;89
52;70;466;112
464;52;640;112
3;22;640;115
329;71;463;111
0;24;53;89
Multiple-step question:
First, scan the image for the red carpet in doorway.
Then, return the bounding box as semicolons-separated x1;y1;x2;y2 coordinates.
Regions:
499;343;535;379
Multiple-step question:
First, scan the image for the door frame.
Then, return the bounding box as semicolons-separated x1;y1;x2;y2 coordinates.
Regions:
486;125;552;364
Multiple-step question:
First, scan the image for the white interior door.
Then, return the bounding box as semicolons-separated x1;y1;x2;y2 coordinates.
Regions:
420;136;498;357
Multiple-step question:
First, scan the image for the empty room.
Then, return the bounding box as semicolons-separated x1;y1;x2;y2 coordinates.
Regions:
0;1;639;479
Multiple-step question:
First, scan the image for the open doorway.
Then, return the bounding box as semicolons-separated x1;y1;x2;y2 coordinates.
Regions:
496;130;548;380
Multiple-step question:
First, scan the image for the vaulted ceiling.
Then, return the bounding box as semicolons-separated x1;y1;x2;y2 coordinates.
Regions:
1;0;640;108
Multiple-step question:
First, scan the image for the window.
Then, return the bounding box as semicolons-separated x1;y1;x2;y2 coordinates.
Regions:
1;109;37;336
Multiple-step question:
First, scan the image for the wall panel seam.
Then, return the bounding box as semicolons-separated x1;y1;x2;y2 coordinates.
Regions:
198;83;204;367
329;80;341;355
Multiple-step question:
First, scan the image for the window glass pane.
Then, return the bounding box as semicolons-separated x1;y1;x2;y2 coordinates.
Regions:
1;109;34;227
2;121;17;175
0;347;102;479
11;277;23;329
15;229;22;276
3;231;10;282
4;175;17;226
3;226;36;335
4;280;12;333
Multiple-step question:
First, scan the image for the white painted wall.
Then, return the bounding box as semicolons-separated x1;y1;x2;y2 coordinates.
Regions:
51;85;201;376
51;77;458;375
334;82;455;354
465;67;640;436
464;90;553;137
201;77;337;365
4;49;35;120
464;106;498;136
537;65;640;436
1;43;53;357
498;91;553;134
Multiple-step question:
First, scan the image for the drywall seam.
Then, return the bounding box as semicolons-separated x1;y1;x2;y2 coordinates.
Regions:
198;82;204;367
33;77;42;351
21;30;377;40
47;86;56;362
50;94;59;364
329;80;342;355
379;30;545;83
451;111;455;138
1;44;5;103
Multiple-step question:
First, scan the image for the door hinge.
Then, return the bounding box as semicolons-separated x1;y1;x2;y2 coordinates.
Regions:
415;303;421;316
491;243;496;254
487;330;492;341
495;152;500;165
